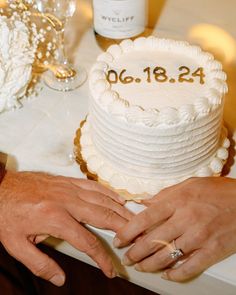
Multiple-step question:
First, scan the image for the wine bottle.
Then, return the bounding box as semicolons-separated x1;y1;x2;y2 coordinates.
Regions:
93;0;147;49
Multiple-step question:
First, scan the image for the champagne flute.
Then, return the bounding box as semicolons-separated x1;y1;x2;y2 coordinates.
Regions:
36;0;87;91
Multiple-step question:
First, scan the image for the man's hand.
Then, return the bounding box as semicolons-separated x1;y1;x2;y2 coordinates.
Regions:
0;171;133;286
114;177;236;282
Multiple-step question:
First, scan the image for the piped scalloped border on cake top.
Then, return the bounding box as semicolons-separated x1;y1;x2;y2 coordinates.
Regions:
89;36;228;127
80;119;230;197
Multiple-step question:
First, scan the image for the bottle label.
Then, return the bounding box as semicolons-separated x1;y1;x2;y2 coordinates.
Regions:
93;0;147;39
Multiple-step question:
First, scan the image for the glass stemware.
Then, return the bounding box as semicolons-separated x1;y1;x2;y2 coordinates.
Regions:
36;0;87;91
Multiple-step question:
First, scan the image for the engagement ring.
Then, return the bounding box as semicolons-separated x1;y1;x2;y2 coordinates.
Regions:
169;240;184;259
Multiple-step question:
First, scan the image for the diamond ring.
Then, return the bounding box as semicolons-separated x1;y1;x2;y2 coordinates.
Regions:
169;240;184;259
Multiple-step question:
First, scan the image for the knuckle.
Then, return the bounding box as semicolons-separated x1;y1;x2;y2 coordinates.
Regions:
184;208;200;223
177;178;198;199
180;187;192;200
210;237;226;255
33;261;52;278
37;201;55;215
184;177;212;196
194;228;210;245
37;201;63;222
100;195;108;206
115;227;127;242
103;208;116;223
174;198;186;208
140;209;153;225
84;236;101;254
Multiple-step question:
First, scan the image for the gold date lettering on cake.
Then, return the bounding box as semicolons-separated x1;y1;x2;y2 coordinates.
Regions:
178;66;194;83
106;69;134;84
178;66;205;84
192;67;205;84
144;67;168;83
106;67;205;85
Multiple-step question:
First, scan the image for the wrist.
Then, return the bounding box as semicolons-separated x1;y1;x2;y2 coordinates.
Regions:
0;152;8;185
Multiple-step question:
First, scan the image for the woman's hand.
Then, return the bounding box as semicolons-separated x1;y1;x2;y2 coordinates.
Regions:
114;177;236;282
0;171;133;286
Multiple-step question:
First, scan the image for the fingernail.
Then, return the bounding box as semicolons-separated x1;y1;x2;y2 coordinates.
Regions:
161;271;170;281
134;263;143;272
113;237;121;248
50;274;65;286
122;255;133;266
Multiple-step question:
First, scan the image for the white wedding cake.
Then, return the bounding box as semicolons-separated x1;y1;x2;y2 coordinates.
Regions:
81;36;229;199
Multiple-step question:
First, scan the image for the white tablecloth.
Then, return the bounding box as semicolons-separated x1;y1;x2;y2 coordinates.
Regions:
1;0;236;294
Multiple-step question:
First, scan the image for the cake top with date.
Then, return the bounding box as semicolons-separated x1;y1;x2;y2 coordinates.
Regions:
89;36;228;126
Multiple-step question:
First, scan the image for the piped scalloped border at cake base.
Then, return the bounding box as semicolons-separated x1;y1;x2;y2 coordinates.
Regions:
74;118;230;201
